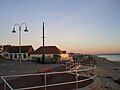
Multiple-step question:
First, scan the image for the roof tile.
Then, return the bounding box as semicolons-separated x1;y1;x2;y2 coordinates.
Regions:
32;46;65;54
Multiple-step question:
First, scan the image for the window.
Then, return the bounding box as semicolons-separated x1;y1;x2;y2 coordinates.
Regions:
14;54;17;59
28;53;30;56
23;53;26;58
10;54;13;60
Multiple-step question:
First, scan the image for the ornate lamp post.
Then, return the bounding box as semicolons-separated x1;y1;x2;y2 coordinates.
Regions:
12;23;28;66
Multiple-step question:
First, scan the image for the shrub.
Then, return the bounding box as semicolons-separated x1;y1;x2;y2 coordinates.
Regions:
33;55;61;64
0;55;5;62
37;57;42;63
45;58;56;64
53;55;61;62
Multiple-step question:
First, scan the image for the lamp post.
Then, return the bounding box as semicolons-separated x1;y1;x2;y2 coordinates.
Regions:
12;23;28;67
42;22;45;64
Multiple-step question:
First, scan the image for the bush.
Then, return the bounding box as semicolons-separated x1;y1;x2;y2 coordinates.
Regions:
45;58;56;64
0;55;5;62
53;55;61;62
32;55;61;64
37;57;42;63
32;57;42;63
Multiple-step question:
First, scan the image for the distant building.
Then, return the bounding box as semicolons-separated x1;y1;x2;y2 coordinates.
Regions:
0;45;2;52
0;45;11;57
31;46;69;60
0;45;3;56
2;45;34;60
68;52;75;60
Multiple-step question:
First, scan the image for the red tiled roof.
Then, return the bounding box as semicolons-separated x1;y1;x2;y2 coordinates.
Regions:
3;45;11;51
32;46;64;54
3;45;34;53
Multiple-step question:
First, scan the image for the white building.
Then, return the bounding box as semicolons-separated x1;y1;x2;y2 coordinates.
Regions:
2;45;34;60
31;46;69;60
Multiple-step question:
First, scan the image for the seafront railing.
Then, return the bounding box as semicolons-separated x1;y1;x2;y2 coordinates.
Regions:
1;64;97;90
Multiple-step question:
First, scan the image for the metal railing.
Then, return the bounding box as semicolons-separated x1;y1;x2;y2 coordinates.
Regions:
65;60;78;70
1;64;97;90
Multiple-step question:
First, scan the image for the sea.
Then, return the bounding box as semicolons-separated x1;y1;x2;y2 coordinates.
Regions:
97;54;120;62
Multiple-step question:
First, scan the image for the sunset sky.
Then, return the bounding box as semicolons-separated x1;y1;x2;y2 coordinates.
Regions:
0;0;120;54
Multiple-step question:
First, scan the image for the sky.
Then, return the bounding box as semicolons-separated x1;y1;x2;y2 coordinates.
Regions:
0;0;120;54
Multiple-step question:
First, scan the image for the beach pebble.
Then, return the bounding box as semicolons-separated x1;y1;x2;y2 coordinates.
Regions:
114;68;118;70
106;76;112;79
113;78;120;84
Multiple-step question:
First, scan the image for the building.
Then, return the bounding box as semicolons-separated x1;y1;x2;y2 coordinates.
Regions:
0;45;11;57
68;52;75;60
2;45;34;60
31;46;69;60
0;45;3;57
0;45;2;54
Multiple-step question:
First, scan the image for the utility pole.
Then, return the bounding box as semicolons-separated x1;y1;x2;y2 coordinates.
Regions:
42;22;45;64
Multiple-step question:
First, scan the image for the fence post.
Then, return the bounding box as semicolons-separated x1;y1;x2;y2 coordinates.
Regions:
65;62;67;71
76;71;78;89
4;77;6;90
44;74;47;90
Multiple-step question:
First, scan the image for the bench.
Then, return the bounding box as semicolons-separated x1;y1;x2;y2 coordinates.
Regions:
37;67;53;81
38;67;52;73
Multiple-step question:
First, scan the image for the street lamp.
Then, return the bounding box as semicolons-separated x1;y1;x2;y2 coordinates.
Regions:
12;23;28;67
42;22;45;64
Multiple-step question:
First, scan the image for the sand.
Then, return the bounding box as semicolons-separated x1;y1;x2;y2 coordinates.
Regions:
0;60;92;90
0;60;65;76
82;57;120;90
0;57;120;90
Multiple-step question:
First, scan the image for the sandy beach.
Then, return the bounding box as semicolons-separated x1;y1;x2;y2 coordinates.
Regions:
86;57;120;90
0;57;120;90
